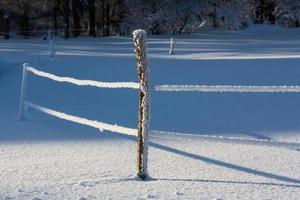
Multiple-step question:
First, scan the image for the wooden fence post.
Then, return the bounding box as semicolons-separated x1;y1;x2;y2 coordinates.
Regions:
48;30;55;60
133;29;150;180
169;37;175;55
18;63;29;120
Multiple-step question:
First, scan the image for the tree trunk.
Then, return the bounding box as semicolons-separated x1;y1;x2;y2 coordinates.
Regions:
72;0;81;37
0;11;10;39
62;0;70;39
100;0;106;36
212;3;218;28
88;0;96;37
4;16;10;39
104;3;110;36
19;3;30;37
53;0;60;36
20;13;30;37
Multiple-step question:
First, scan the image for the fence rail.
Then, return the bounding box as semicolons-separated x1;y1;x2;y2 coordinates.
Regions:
25;101;137;136
155;85;300;93
19;63;141;134
26;66;140;89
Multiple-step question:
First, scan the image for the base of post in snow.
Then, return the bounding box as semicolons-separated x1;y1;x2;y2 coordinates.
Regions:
133;29;150;181
137;173;148;180
132;174;153;181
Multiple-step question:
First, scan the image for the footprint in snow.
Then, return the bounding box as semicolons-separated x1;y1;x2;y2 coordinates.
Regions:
79;181;100;187
143;194;158;199
78;195;96;200
174;191;184;196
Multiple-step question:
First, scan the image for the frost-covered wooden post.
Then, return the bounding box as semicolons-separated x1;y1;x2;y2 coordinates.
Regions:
169;37;175;55
18;63;29;120
133;29;150;180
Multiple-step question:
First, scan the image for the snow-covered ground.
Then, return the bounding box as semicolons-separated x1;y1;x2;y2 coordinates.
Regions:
1;25;300;199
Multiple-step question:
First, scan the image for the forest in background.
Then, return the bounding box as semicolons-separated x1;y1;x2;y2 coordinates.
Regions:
0;0;299;39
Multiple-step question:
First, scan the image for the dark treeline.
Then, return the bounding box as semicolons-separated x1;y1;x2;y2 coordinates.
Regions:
0;0;299;39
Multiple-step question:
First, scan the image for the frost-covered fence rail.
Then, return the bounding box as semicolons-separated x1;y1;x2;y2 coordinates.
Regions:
155;85;300;93
24;101;137;136
19;63;140;136
26;66;140;89
154;83;300;147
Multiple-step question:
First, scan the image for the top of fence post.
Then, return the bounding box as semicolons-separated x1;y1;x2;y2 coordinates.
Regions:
133;29;150;180
169;37;175;55
132;29;148;74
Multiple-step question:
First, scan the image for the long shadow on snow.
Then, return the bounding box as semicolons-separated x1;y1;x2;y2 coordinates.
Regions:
100;177;300;188
85;133;300;188
151;178;300;188
241;131;273;141
149;141;300;185
151;142;300;184
108;134;300;186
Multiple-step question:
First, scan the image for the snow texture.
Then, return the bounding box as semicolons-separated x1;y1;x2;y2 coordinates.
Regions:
25;101;137;136
155;85;300;93
26;65;140;89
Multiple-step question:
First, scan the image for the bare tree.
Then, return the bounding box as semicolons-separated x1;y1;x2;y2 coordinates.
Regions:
88;0;96;36
53;0;61;35
72;0;81;37
61;0;71;39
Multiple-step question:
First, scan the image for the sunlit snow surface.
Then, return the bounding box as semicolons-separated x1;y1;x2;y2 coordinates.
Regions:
1;25;300;199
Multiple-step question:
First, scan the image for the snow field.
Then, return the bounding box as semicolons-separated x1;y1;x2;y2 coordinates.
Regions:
1;135;299;199
1;25;300;199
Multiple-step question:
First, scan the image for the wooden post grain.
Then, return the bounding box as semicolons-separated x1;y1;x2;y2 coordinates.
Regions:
133;29;150;180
